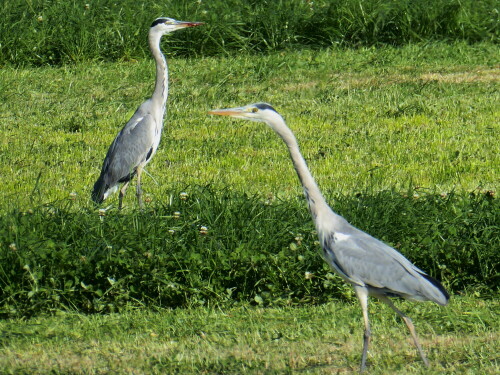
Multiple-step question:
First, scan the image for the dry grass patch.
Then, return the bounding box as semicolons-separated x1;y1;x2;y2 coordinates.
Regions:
421;67;500;84
282;66;499;93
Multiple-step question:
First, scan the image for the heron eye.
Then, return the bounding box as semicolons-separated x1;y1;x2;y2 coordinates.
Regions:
251;108;258;113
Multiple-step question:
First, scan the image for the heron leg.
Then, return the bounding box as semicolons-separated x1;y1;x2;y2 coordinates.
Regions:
354;286;371;372
380;296;430;367
119;181;130;210
136;165;144;210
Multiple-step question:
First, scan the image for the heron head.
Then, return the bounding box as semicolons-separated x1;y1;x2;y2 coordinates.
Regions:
208;103;281;125
150;17;203;34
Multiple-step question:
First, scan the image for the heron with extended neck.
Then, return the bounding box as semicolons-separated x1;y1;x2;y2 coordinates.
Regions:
208;103;449;371
92;18;203;209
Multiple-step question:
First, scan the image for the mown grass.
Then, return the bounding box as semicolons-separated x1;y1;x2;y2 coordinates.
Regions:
0;296;498;374
1;43;498;214
1;0;498;66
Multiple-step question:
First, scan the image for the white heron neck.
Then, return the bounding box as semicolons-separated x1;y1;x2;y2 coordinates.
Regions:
272;118;332;221
148;31;169;115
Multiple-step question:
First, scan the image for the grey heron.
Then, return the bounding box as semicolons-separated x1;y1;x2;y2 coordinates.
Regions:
91;18;203;209
208;103;449;371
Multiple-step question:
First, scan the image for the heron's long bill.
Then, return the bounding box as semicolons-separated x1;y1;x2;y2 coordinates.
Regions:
178;21;204;28
208;108;245;117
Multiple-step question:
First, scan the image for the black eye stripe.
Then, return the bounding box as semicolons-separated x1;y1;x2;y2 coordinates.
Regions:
254;103;277;112
151;18;168;28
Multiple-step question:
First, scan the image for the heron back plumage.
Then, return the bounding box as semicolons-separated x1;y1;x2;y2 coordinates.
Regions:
319;221;449;306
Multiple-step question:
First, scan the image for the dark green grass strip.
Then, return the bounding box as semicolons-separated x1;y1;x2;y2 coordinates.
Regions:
0;186;498;318
1;0;498;66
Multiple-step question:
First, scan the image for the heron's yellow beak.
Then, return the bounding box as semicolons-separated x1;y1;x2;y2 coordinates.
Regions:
180;21;204;28
208;108;245;117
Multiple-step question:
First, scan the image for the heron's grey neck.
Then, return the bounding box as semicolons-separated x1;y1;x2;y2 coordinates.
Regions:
273;120;331;220
149;32;169;115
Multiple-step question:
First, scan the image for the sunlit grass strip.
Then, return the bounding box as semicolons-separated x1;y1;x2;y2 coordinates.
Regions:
0;296;498;374
0;44;498;212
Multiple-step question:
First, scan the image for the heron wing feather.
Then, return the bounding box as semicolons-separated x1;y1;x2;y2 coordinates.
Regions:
101;110;157;184
321;227;435;301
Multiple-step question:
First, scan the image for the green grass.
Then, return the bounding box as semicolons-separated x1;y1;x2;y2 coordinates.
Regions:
1;43;498;213
1;0;498;66
1;186;498;317
0;41;498;373
0;296;498;374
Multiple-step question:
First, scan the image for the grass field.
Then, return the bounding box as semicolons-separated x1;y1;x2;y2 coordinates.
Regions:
0;296;498;374
0;39;499;373
1;43;498;212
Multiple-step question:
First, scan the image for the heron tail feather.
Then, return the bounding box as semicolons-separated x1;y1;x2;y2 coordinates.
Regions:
91;177;107;204
420;272;450;306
